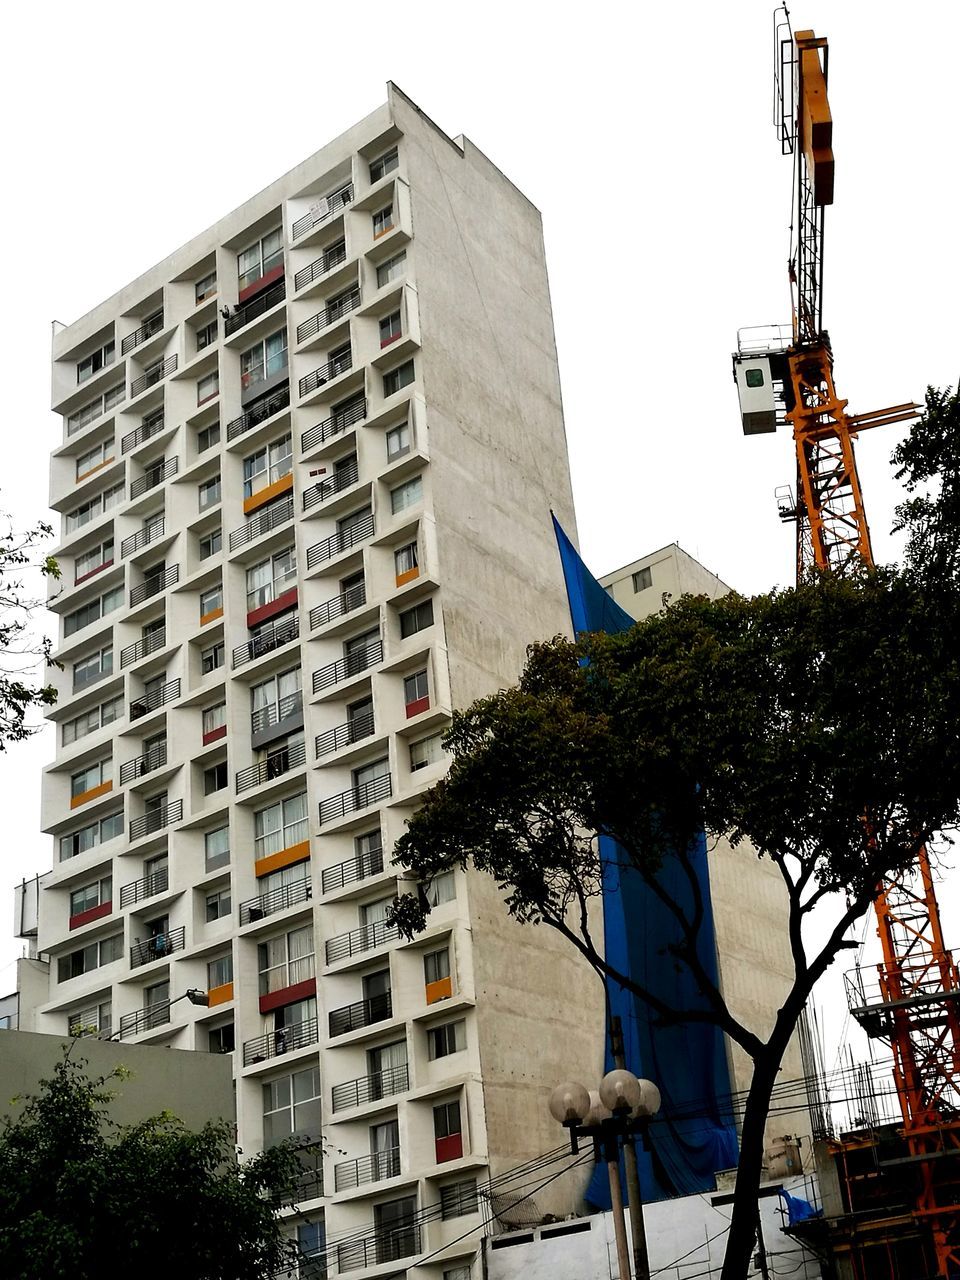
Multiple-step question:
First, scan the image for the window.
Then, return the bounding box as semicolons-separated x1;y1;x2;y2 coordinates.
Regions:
77;340;115;385
258;924;315;996
205;825;230;872
444;1268;472;1280
73;645;113;691
399;598;434;639
206;887;232;923
424;948;450;986
243;434;292;500
204;761;228;795
59;810;123;863
390;476;422;515
241;328;288;391
374;1197;417;1264
76;437;114;480
208;1022;235;1054
262;1065;321;1147
354;829;384;879
238;227;283;293
373;205;395;238
62;694;123;746
75;538;114;583
207;953;233;988
410;733;444;772
203;702;226;739
200;583;223;618
403;669;428;711
68;1001;111;1039
369;147;399;183
69;876;112;919
195;270;217;304
67;383;124;435
199;527;222;560
65;481;124;534
198;475;221;511
246;547;296;611
377;251;406;289
632;566;653;593
383;360;415;398
385;422;410;461
64;585;123;638
379;311;402;348
424;871;455;907
254;791;307;859
251;666;302;735
395;541;418;579
197;371;219;406
434;1100;462;1162
57;933;123;983
197;422;221;453
196;319;218;351
201;640;225;675
440;1180;478;1220
70;758;111;799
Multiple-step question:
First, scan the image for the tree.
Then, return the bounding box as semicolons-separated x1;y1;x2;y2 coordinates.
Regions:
0;506;60;748
390;391;960;1280
0;1050;308;1280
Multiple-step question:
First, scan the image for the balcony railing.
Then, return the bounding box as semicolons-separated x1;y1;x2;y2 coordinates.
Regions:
328;990;392;1038
292;187;353;240
223;280;286;337
130;354;177;398
130;456;178;500
232;614;299;669
334;1147;401;1193
121;311;164;356
310;581;366;630
239;876;311;926
294;240;348;292
119;741;168;785
130;678;180;721
236;739;307;794
130;925;185;969
296;289;361;344
119;866;169;909
336;1224;420;1273
321;847;384;895
122;413;166;454
331;1063;408;1113
120;628;166;668
225;383;291;442
302;457;359;512
251;690;303;737
129;565;178;607
129;798;182;841
298;351;352;399
242;1015;319;1067
306;512;374;570
326;918;398;966
319;772;392;826
229;493;294;552
121;518;165;558
315;710;375;759
312;640;381;694
301;396;366;453
118;1001;172;1040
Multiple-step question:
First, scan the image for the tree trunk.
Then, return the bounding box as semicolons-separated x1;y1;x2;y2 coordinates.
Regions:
719;1051;780;1280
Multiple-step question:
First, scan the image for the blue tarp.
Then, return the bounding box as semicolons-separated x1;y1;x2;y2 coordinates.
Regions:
778;1189;821;1225
552;517;739;1203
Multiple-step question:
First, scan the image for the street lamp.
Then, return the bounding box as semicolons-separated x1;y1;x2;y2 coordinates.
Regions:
549;1069;660;1280
102;988;209;1041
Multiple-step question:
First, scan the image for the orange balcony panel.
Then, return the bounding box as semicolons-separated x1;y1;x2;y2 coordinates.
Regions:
199;606;224;627
70;779;113;810
395;566;419;588
425;976;452;1005
255;839;310;880
208;981;234;1007
243;472;293;516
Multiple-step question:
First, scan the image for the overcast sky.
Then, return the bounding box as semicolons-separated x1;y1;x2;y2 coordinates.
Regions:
2;1;957;1107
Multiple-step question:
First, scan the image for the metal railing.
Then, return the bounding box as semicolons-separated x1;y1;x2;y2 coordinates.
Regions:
239;877;311;926
301;396;366;452
129;798;182;841
319;772;392;826
328;990;392;1037
242;1016;319;1067
224;280;286;336
120;627;166;668
130;354;177;398
121;311;164;356
226;383;291;442
236;739;306;794
294;241;347;292
122;413;166;454
296;289;361;344
232;614;299;669
292;187;353;240
331;1062;408;1113
306;512;374;570
312;640;381;694
130;456;178;500
118;1001;172;1040
250;690;303;737
298;352;352;400
228;494;294;551
119;741;168;785
321;847;383;895
315;709;375;758
130;925;185;969
309;581;366;630
129;564;178;607
119;866;169;909
130;678;180;720
336;1224;420;1273
326;918;398;965
302;457;358;512
121;518;165;558
334;1147;401;1192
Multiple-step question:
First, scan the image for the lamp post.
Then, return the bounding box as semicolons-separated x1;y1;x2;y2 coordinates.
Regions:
103;988;209;1041
548;1069;660;1280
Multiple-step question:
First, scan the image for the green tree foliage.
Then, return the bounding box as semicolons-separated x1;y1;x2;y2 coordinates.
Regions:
0;1051;305;1280
0;507;60;748
893;383;960;585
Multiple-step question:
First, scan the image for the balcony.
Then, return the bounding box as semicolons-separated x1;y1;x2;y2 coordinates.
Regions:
301;396;366;454
239;876;311;926
326;919;398;966
312;640;381;694
331;1063;408;1113
232;613;299;669
130;925;185;969
121;413;166;454
242;1015;319;1067
294;240;347;292
130;678;180;720
119;866;169;909
120;628;166;669
299;351;352;400
225;383;290;443
224;280;286;337
129;565;178;607
337;1224;420;1273
121;311;164;356
335;1147;401;1193
119;740;168;785
130;456;178;500
121;518;165;558
321;846;384;895
306;512;374;570
310;581;366;630
302;457;359;512
319;773;392;826
229;494;294;552
236;739;306;794
130;354;177;399
128;798;182;842
117;1001;172;1040
315;709;375;759
251;690;303;737
328;991;392;1038
292;186;353;241
297;288;361;345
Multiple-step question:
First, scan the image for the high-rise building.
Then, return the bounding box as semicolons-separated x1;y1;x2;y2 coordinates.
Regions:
21;85;603;1277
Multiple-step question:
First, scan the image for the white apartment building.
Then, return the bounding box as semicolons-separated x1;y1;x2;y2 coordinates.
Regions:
20;86;603;1279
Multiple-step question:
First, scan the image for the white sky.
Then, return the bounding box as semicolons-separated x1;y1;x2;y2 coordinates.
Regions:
2;1;957;1112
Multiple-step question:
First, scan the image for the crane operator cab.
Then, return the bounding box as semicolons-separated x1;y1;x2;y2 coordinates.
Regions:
733;353;778;435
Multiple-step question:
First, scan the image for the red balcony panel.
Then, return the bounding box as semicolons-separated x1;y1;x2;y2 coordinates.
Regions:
405;696;429;720
380;333;401;349
435;1133;463;1164
69;901;112;931
202;724;227;746
238;263;285;305
247;587;298;630
258;976;316;1015
75;559;114;586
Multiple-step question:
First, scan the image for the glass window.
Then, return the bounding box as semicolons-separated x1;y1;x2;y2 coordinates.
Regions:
632;566;653;593
383;360;415;398
195;271;217;304
240;328;288;391
198;475;221;511
258;924;314;996
262;1065;321;1147
58;811;121;863
68;1000;111;1039
238;228;283;292
57;933;123;983
201;641;225;675
208;1022;235;1054
403;670;428;708
73;645;113;691
242;434;292;499
434;1099;461;1140
196;319;218;351
203;702;226;736
246;546;296;611
64;586;122;638
197;422;221;453
206;887;232;922
390;476;422;515
251;666;302;733
75;539;114;581
425;871;455;907
376;251;406;289
379;311;402;347
70;758;111;799
369;148;399;183
77;341;115;385
385;422;410;461
62;694;123;746
373;205;395;238
69;876;111;918
254;791;307;859
197;371;219;406
395;542;418;578
200;584;223;617
205;826;230;872
439;1180;478;1220
410;734;444;772
424;948;450;985
199;528;222;560
399;598;434;639
207;953;233;988
204;761;228;795
76;438;114;480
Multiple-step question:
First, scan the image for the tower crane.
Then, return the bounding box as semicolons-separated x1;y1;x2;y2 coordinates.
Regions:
733;12;960;1277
